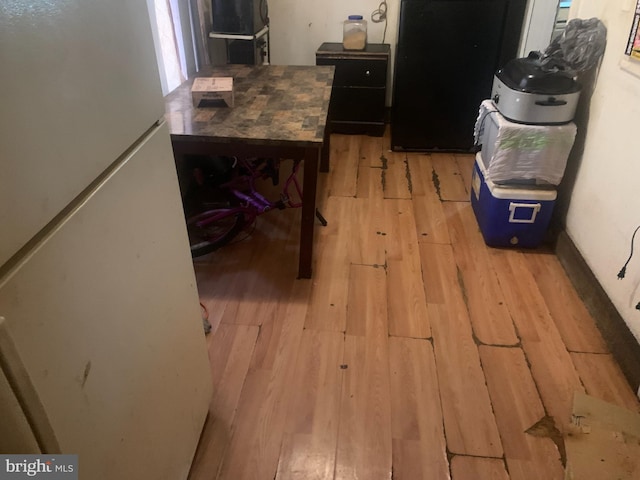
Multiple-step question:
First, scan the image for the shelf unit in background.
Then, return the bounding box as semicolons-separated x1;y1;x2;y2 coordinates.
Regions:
209;25;270;65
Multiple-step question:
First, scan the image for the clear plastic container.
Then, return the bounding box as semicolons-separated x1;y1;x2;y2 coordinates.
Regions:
343;15;367;50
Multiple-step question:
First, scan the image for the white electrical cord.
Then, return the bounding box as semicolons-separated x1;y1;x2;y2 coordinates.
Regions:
371;0;388;43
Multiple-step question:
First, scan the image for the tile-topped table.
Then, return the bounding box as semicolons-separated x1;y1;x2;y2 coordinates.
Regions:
164;64;334;278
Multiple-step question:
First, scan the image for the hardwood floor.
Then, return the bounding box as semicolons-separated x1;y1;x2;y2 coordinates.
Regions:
189;131;640;480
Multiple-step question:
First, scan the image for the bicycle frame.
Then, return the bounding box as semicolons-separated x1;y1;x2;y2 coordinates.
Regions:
192;157;304;230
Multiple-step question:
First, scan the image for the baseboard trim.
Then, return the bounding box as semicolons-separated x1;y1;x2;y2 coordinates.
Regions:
555;230;640;392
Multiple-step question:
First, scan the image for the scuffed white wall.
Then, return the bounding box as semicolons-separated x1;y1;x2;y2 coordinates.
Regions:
566;0;640;342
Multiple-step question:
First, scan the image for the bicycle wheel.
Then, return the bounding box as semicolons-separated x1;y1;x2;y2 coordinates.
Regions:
186;208;246;257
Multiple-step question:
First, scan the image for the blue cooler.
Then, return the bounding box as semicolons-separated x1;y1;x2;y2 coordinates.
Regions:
470;153;557;248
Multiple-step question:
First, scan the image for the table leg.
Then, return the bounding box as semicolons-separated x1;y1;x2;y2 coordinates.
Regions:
320;124;331;173
299;147;319;278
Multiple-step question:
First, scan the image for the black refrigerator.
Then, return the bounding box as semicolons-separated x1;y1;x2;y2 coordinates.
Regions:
391;0;527;151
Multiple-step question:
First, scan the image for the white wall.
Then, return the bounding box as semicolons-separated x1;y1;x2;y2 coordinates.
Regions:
565;0;640;342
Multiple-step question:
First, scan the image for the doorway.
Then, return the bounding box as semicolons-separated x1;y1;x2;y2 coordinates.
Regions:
519;0;571;57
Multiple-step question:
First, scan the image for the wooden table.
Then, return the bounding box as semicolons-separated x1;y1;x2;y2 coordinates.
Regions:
164;65;334;278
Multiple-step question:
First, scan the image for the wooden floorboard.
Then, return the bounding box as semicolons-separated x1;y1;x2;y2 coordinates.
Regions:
359;133;384;168
431;153;469;202
450;456;509;480
219;210;299;327
407;155;451;245
454;154;475;197
421;243;503;458
429;300;504;458
570;352;640;413
352;197;386;266
189;324;259;480
337;263;391;479
346;264;387;338
276;330;344;480
489;248;585;433
335;334;392;480
383;151;411;199
193;217;271;331
445;201;519;346
355;165;382;199
216;281;310;480
305;197;352;333
480;345;565;480
385;199;431;338
188;131;640;480
389;337;448;480
523;250;608;353
387;258;431;339
326;134;358;197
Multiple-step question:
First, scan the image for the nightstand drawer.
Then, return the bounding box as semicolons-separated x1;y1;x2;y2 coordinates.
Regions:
330;88;385;122
316;58;387;88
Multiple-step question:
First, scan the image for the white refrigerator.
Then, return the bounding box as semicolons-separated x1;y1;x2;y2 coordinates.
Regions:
0;1;212;479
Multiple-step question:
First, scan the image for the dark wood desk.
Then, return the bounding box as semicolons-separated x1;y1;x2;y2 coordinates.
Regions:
164;65;334;278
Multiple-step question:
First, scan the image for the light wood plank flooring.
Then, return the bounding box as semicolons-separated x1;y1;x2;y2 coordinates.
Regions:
190;131;640;480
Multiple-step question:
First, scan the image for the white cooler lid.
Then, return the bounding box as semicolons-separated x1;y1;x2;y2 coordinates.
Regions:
475;153;557;201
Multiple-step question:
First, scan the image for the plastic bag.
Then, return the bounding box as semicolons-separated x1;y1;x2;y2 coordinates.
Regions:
474;100;576;186
538;18;607;75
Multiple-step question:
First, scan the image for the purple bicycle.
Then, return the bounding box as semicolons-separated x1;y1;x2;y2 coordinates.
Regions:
185;156;310;257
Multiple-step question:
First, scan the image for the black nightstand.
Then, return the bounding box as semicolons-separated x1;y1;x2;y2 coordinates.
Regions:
316;42;390;137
